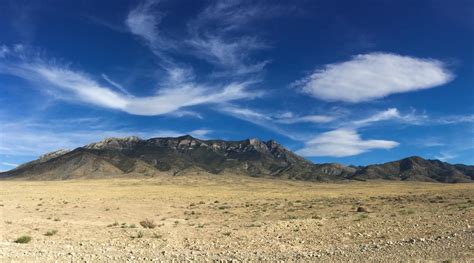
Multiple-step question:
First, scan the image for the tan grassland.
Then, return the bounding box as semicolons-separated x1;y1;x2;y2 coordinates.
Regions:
1;174;473;262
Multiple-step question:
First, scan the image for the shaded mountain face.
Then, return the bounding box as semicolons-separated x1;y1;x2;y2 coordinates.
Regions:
1;136;352;181
1;136;472;182
352;156;473;183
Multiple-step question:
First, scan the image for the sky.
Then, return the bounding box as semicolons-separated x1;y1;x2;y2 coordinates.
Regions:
0;0;473;171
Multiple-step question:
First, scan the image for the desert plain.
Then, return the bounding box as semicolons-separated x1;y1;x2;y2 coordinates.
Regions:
0;174;473;262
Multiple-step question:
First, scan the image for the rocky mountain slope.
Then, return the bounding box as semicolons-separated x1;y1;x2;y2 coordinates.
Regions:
351;156;473;183
1;135;472;182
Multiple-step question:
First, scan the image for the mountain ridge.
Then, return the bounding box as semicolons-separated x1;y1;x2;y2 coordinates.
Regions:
1;135;472;182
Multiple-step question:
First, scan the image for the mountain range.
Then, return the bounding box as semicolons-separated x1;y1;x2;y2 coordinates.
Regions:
1;135;472;182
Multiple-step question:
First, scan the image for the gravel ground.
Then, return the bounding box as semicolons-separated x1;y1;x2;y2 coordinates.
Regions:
1;176;473;262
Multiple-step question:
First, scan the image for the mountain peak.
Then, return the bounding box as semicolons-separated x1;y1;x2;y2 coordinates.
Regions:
39;149;71;161
85;136;142;150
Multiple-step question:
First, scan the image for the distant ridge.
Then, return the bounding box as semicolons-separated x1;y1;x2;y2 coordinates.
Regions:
1;135;472;182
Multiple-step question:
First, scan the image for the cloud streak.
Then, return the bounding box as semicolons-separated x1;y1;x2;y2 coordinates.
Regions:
0;118;214;158
0;51;260;116
294;53;453;102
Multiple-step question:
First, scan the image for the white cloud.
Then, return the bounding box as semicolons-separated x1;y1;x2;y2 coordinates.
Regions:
294;53;453;102
101;73;131;95
189;129;213;139
436;115;474;124
0;45;9;58
126;0;162;47
1;162;18;167
166;110;203;119
0;119;215;158
125;0;271;75
296;128;399;157
352;108;474;127
218;105;306;140
276;114;334;124
185;0;270;73
434;152;457;162
351;108;401;126
0;58;260;116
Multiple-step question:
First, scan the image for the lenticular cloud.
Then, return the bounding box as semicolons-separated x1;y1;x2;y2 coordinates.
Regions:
296;53;453;103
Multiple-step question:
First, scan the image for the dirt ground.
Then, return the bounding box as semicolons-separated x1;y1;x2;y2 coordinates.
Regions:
1;174;473;262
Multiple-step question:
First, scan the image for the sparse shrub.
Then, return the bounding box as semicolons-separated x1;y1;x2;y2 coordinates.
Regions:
53;218;61;222
245;223;261;227
5;220;12;224
399;209;415;215
14;235;31;244
153;233;162;239
356;206;369;213
107;221;119;227
45;230;58;236
140;219;156;229
136;231;144;238
222;231;231;236
129;224;137;228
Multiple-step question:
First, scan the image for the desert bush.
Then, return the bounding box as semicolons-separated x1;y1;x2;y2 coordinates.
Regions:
14;235;31;244
140;219;156;229
356;206;369;212
107;221;119;227
45;230;58;236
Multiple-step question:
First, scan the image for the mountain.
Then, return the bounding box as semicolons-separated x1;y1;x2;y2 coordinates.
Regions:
0;135;353;181
351;156;473;183
1;136;472;182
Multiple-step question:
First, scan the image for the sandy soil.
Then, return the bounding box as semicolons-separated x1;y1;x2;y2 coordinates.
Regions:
1;174;473;262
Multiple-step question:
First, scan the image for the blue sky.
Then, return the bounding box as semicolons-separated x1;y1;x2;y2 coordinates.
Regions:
0;0;473;170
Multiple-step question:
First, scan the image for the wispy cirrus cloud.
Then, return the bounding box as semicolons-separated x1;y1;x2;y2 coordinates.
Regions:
1;162;18;167
0;45;9;58
0;117;214;157
0;48;260;116
218;105;336;140
275;112;335;124
125;0;273;76
101;73;131;96
186;0;274;75
357;108;474;126
293;53;453;103
434;152;458;162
